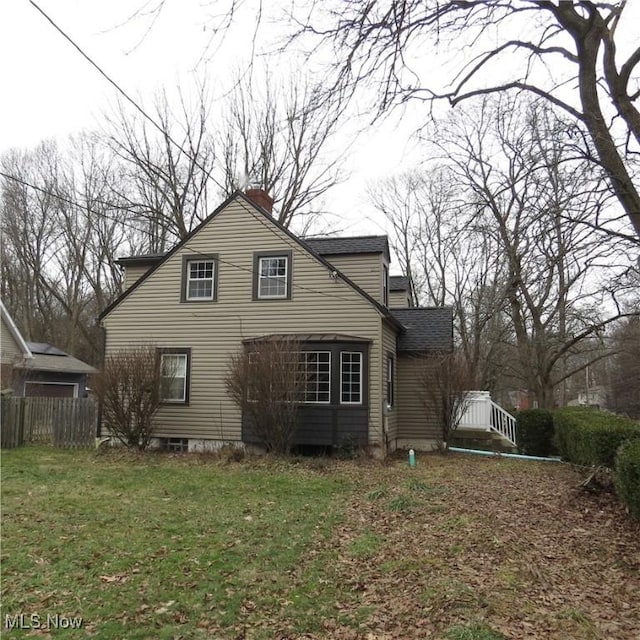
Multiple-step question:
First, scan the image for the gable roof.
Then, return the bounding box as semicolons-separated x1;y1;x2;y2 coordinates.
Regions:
100;192;403;331
0;302;33;359
15;342;97;374
391;308;453;353
390;275;410;292
304;236;390;262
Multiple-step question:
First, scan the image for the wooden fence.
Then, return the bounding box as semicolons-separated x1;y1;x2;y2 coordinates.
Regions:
1;397;97;449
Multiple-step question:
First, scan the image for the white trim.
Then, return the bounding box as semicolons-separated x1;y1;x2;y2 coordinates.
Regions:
0;302;33;360
185;259;215;301
340;351;363;405
302;351;331;404
257;256;288;299
24;381;79;397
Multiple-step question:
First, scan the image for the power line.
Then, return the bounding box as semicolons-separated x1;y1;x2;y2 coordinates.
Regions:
28;0;223;192
17;5;390;313
0;170;149;236
1;170;360;305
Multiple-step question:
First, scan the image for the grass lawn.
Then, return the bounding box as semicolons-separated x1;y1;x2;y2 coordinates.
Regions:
1;447;639;639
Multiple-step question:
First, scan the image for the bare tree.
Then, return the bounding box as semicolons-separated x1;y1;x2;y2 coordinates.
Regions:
374;96;638;408
607;315;640;418
219;70;346;232
418;350;476;452
1;136;139;364
105;87;218;250
437;96;636;407
225;338;307;454
93;345;170;449
369;168;511;394
295;0;640;237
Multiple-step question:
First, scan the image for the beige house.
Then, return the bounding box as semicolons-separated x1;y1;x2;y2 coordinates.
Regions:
99;190;452;453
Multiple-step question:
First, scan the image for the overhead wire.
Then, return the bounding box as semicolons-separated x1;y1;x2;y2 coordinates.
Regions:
0;171;362;305
18;3;391;313
28;0;224;192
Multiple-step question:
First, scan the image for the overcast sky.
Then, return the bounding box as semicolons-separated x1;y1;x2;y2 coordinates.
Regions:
1;0;428;241
2;1;638;245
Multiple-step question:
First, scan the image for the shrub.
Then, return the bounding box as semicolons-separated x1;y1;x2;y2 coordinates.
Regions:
516;408;555;456
615;439;640;520
225;338;306;455
93;345;171;450
554;407;640;467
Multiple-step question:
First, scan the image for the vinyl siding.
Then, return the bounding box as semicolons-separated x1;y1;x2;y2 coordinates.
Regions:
382;322;398;441
102;198;385;445
123;265;152;290
397;355;442;442
1;317;21;364
322;254;384;305
389;290;410;308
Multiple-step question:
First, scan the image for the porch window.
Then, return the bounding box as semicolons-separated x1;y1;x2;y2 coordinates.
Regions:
247;350;331;403
340;351;362;404
160;350;190;403
302;351;331;403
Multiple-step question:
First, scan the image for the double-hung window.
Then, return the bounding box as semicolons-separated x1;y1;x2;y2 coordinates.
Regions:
160;349;190;404
254;251;292;300
386;354;394;407
340;351;362;404
182;255;217;302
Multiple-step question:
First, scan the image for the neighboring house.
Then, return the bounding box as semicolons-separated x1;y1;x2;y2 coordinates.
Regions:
100;189;453;453
1;302;33;392
17;343;96;398
0;303;96;397
567;385;607;410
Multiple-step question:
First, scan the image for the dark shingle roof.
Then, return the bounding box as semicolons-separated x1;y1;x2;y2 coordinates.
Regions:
304;236;390;261
391;308;453;352
117;238;392;266
390;275;410;292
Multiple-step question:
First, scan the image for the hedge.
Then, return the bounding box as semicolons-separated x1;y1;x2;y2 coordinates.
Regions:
615;440;640;520
553;407;640;468
516;409;556;456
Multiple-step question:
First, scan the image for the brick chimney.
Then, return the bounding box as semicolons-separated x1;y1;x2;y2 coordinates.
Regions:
246;188;274;214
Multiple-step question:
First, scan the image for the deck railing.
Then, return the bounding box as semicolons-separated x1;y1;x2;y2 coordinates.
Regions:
458;391;517;446
488;400;517;446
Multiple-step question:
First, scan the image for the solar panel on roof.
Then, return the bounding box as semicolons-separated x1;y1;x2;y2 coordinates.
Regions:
25;342;68;356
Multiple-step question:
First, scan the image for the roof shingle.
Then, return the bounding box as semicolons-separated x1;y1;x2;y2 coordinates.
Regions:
389;275;410;292
304;236;390;261
392;308;453;352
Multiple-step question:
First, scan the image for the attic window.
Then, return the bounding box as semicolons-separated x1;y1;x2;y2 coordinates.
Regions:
253;251;292;300
182;255;218;302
